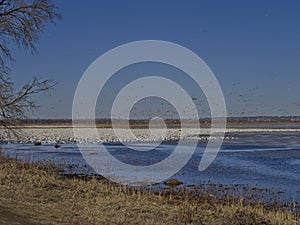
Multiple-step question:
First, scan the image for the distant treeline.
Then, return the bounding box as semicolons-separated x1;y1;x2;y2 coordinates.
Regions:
17;116;300;125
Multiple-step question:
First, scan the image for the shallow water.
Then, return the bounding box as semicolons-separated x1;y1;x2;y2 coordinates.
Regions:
1;131;300;202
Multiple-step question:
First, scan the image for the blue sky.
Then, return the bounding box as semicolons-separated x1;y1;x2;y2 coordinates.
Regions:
9;0;300;118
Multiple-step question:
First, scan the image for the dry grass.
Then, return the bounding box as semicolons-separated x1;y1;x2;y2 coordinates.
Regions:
0;154;299;224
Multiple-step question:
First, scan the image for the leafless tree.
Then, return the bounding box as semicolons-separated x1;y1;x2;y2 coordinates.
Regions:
0;0;61;132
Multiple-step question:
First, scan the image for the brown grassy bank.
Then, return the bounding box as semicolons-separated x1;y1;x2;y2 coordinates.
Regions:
0;155;299;224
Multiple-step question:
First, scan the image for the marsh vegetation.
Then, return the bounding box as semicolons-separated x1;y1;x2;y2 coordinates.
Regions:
0;152;299;224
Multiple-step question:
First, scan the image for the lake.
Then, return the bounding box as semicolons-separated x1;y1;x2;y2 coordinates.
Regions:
1;130;299;203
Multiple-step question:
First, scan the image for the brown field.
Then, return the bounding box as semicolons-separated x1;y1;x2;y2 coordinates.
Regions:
0;153;299;224
16;120;300;129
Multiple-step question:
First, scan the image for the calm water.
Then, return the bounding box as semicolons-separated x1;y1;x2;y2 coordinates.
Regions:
1;131;300;202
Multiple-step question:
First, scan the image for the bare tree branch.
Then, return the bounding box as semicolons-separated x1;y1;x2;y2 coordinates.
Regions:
0;0;61;133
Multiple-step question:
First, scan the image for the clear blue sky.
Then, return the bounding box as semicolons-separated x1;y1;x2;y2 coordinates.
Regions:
9;0;300;118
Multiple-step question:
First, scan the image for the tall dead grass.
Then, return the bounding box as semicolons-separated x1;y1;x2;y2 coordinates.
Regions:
0;153;299;224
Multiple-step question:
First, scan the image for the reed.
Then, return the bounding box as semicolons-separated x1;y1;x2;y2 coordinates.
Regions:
0;153;299;224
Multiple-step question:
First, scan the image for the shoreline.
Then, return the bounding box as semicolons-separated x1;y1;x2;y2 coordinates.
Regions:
1;125;299;224
0;153;299;224
8;120;300;129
